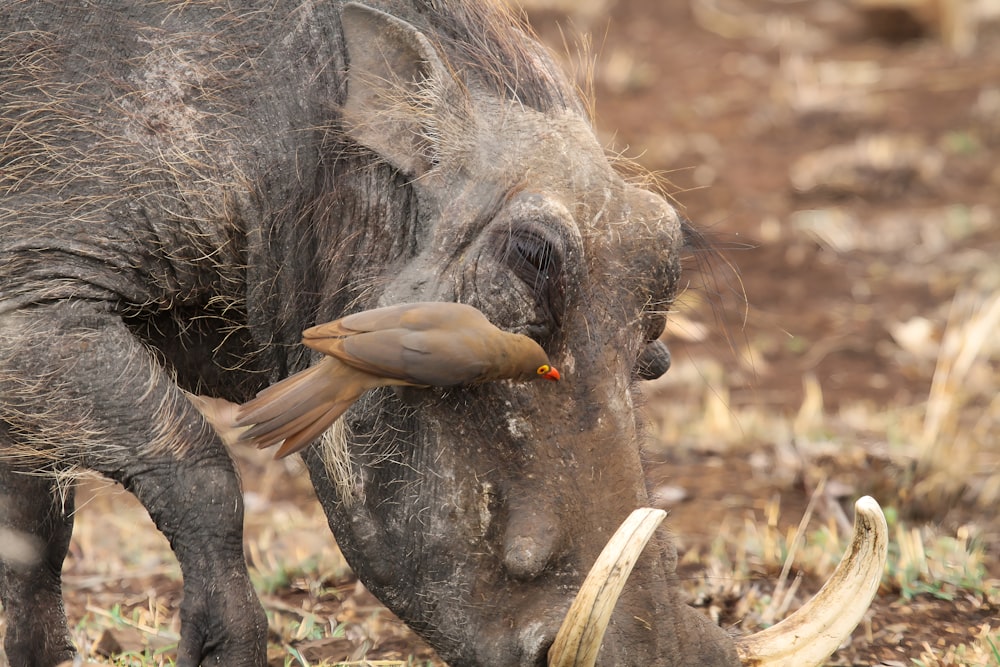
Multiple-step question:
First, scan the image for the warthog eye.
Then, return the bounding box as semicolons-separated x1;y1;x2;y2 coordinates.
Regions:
504;228;565;331
509;232;556;285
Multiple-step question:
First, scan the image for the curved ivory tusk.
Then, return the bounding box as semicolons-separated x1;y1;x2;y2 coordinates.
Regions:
736;495;889;667
548;507;666;667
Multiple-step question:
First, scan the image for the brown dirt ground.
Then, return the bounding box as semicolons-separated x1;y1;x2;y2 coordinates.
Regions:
4;1;999;666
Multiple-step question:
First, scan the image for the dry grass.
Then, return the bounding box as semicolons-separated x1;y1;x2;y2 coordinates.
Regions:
914;289;1000;509
643;280;1000;665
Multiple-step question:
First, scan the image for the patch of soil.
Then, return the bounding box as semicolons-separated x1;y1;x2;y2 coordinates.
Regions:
569;0;1000;412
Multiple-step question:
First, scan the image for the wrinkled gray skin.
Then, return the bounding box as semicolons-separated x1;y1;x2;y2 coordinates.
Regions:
0;2;739;666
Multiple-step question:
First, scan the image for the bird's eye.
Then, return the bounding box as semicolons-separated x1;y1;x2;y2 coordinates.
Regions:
536;364;550;375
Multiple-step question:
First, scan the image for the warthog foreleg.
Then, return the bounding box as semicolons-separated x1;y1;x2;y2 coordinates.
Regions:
0;464;76;667
0;304;267;666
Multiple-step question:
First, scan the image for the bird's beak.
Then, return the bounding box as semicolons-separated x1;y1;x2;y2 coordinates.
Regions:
543;367;560;381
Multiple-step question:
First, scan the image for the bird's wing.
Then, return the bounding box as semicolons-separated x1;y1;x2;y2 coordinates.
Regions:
327;329;488;386
397;330;491;385
303;302;490;344
302;305;413;339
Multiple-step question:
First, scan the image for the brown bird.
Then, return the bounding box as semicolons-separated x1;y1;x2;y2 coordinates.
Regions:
236;302;560;458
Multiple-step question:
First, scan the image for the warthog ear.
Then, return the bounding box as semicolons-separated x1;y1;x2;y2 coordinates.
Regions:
340;3;458;176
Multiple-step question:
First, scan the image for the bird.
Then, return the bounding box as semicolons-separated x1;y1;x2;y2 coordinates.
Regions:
235;302;560;458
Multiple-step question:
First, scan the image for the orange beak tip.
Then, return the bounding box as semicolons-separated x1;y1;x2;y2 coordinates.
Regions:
546;368;561;381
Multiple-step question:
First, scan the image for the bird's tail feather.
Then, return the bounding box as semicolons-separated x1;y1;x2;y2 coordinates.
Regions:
272;399;354;459
237;361;332;426
240;399;330;448
235;359;361;458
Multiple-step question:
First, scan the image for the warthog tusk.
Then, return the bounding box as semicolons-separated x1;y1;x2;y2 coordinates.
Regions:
548;507;666;667
548;497;888;667
735;495;889;666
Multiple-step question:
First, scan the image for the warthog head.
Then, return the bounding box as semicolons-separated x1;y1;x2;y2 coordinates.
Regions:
296;5;888;666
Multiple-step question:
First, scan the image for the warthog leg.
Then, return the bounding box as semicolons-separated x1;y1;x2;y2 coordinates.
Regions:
0;304;267;666
0;464;76;667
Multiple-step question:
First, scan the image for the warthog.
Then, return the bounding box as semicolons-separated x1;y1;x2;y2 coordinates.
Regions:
0;1;886;666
